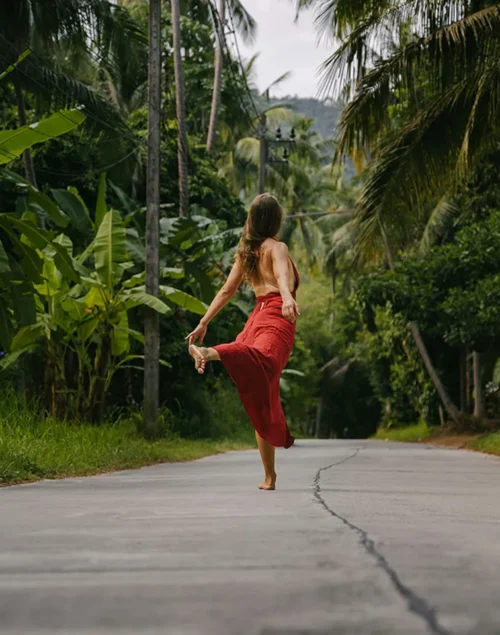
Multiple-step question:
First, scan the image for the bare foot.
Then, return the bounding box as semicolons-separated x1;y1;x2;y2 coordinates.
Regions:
189;345;208;375
258;473;277;491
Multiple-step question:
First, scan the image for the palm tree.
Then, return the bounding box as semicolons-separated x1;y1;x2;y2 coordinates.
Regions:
206;0;227;152
171;0;189;217
206;0;256;152
296;1;500;251
0;0;146;184
294;0;500;426
144;0;162;438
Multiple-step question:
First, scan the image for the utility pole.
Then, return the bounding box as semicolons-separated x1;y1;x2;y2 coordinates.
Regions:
258;116;295;194
258;114;267;194
144;0;162;439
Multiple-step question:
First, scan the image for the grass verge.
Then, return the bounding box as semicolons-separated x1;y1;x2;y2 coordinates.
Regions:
0;403;253;485
373;421;434;443
374;422;500;458
467;432;500;456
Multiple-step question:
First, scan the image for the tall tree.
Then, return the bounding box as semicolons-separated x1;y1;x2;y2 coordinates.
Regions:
206;0;226;152
206;0;256;152
143;0;162;438
294;0;500;427
171;0;189;217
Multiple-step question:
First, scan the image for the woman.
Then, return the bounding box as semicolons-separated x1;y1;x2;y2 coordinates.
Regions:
186;193;300;491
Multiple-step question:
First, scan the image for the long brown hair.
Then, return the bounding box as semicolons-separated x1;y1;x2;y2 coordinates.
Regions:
236;193;283;280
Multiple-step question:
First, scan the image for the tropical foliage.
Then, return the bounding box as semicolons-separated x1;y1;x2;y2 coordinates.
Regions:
7;0;500;449
290;0;500;436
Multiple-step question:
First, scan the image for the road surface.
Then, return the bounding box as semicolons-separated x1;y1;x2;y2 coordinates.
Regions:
1;440;500;635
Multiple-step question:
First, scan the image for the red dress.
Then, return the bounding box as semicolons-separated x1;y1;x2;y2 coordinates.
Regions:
213;260;300;448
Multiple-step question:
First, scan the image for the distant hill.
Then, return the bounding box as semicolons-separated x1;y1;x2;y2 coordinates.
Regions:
270;96;344;140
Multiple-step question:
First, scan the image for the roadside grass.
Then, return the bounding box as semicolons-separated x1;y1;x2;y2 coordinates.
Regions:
374;422;500;459
373;421;434;442
0;392;254;485
467;432;500;457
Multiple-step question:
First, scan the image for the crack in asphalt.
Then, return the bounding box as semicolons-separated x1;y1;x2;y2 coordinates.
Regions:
314;449;452;635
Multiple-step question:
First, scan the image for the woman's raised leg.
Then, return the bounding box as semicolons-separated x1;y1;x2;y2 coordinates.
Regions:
255;431;276;490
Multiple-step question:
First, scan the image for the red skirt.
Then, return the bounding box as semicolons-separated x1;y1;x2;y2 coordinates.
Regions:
213;292;296;449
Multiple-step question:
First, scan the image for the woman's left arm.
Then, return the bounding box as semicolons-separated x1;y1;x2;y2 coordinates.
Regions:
186;261;244;344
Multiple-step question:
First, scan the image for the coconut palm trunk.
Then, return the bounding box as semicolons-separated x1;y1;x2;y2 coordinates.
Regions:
171;0;189;217
143;0;162;438
206;0;225;152
473;351;485;418
409;322;462;426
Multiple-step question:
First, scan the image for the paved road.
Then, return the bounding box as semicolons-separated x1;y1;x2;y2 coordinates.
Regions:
1;440;500;635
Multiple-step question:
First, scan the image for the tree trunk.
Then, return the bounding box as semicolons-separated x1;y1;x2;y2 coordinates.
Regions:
14;77;37;188
473;350;485;419
76;347;87;422
466;347;472;413
89;331;112;423
460;346;466;412
409;322;462;426
143;0;162;438
313;399;322;438
171;0;190;217
382;241;463;428
206;0;225;152
329;258;337;328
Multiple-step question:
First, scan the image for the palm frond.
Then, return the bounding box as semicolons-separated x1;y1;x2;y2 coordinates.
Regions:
227;0;257;43
348;62;500;262
234;137;259;163
334;5;500;156
261;71;293;100
419;197;458;253
16;54;129;132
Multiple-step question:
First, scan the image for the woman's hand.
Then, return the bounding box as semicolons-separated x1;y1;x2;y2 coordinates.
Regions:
185;322;208;345
282;297;300;323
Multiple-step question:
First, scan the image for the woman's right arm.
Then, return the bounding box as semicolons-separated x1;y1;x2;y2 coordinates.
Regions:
272;242;300;323
186;261;244;345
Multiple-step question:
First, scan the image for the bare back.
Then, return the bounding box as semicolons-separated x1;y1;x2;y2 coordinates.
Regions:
250;238;296;298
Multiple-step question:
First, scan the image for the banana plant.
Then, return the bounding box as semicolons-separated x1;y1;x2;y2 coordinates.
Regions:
0;108;86;352
1;176;208;421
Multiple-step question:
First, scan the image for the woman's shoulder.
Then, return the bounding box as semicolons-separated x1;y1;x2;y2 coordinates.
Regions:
266;240;289;257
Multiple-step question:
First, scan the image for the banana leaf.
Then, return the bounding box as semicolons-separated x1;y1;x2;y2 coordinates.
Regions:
51;188;93;236
159;285;208;315
0;238;9;273
1;169;69;228
0;109;86;165
121;289;171;314
93;210;127;290
0;216;79;283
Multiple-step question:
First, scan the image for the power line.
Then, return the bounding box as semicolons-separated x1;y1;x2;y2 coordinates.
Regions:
210;1;259;132
0;36;140;146
35;137;147;178
226;4;261;121
0;40;149;176
285;210;354;220
209;4;250;125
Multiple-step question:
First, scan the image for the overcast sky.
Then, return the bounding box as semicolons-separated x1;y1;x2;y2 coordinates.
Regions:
237;0;332;98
